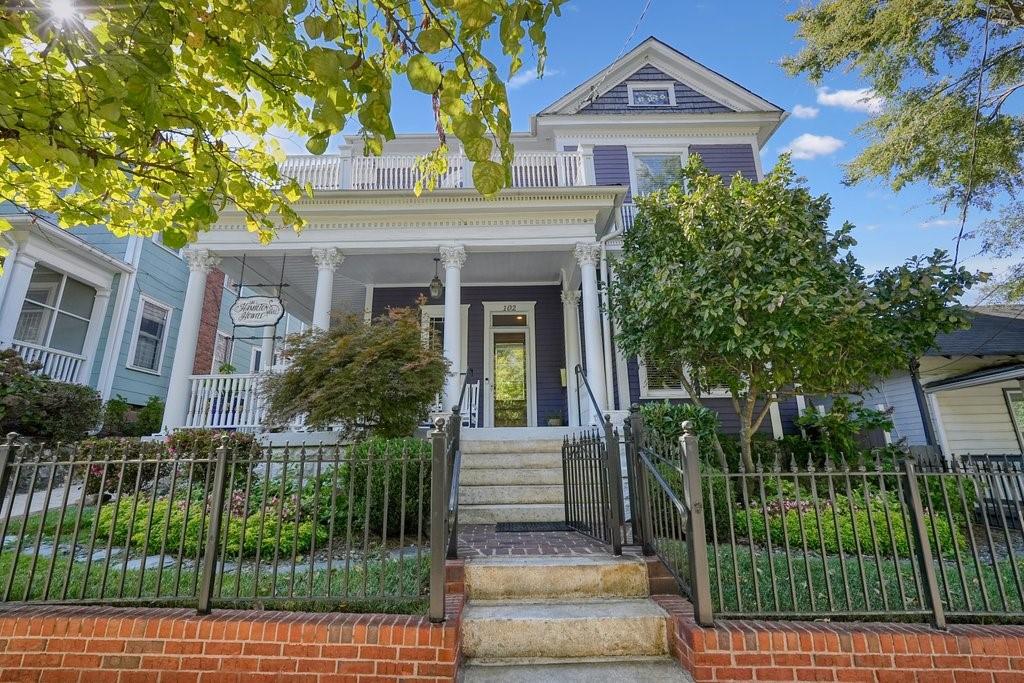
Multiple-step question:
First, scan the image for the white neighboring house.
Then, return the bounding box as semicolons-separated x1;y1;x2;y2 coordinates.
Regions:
864;306;1024;456
0;213;131;387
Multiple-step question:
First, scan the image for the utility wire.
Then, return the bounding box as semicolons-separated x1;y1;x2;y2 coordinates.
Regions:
575;0;655;112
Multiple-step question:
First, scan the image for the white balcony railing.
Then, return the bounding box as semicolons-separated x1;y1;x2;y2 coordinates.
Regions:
620;203;637;232
184;373;267;430
279;151;588;192
12;341;85;384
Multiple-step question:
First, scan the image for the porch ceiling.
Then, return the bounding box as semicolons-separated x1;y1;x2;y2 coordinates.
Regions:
217;248;575;322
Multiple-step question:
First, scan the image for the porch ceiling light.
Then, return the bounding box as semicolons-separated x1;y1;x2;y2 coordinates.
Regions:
429;257;443;300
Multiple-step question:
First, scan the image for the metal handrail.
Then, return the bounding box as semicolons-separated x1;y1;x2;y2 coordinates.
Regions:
445;368;474;559
574;364;607;426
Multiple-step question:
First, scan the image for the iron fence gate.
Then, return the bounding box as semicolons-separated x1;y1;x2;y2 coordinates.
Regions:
561;425;623;554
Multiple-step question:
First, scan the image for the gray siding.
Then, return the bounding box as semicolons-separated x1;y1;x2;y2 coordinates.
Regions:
593;145;631;199
580;65;732;115
372;285;567;425
68;225;129;261
626;357;799;436
860;372;929;446
691;144;758;181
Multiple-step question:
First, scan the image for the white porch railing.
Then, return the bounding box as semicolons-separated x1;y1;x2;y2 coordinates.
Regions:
620;203;637;232
279;155;345;190
184;373;267;430
280;151;588;192
12;341;85;384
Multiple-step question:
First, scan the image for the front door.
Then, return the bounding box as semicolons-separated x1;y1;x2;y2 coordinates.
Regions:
483;302;537;427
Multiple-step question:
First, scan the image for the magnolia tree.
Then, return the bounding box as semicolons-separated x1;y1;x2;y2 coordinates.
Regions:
263;307;446;437
608;156;983;471
0;0;565;260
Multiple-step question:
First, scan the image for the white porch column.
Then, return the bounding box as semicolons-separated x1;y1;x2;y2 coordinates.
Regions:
440;245;466;411
164;249;220;430
0;252;38;347
77;286;111;383
575;242;607;421
561;289;582;426
311;248;343;330
260;326;276;370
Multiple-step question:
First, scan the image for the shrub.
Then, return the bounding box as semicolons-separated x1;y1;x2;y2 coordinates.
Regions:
638;401;719;457
101;395;165;437
76;437;165;495
262;307;446;437
795;397;894;464
0;349;101;442
733;491;963;558
344;437;431;538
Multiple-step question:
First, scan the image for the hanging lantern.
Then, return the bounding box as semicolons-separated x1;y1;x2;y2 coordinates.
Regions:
429;257;443;300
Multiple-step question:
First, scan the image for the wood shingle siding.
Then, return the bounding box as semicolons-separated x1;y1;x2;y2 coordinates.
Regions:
579;65;732;115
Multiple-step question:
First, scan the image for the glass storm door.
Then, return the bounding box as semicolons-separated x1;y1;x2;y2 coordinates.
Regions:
484;305;536;428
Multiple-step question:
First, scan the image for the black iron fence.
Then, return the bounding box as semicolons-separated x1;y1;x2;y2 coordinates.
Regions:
0;426;459;620
627;415;1024;627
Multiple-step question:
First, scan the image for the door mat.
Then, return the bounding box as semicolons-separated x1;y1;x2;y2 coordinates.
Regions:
494;522;570;533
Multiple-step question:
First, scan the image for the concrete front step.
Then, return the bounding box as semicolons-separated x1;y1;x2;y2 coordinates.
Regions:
465;556;649;601
461;599;669;660
461;439;566;455
460;658;692;682
461;452;562;470
458;503;564;524
460;467;563;486
459;485;564;506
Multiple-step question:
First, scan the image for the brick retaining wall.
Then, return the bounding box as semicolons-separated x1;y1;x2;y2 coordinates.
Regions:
655;595;1024;682
0;596;462;682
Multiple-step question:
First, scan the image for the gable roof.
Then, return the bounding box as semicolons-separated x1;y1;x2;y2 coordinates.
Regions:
538;37;784;118
927;307;1024;357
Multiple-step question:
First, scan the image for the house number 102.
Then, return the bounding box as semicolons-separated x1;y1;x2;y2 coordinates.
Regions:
502;305;518;312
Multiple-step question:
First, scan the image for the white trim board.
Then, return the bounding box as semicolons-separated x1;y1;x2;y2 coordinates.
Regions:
482;301;538;428
420;303;470;373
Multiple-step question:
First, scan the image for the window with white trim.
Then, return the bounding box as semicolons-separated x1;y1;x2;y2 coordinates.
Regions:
638;357;730;399
627;82;676;107
213;332;233;372
13;265;96;355
633;153;684;196
152;233;182;256
128;297;172;374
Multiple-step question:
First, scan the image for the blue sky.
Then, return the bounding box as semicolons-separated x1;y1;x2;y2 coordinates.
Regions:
281;0;1005;287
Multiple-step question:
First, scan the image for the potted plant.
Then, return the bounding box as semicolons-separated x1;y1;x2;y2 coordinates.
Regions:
546;412;564;427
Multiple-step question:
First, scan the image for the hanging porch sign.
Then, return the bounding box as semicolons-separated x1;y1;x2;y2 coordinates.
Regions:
229;296;285;328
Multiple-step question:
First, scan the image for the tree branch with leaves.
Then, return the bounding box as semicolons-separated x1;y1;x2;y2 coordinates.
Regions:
609;155;982;471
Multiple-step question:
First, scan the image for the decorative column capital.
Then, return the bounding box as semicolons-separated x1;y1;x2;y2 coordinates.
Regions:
560;289;581;306
574;242;601;267
439;245;467;270
312;247;344;270
183;248;220;273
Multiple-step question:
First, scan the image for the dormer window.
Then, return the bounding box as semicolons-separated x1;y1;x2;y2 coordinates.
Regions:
627;82;675;107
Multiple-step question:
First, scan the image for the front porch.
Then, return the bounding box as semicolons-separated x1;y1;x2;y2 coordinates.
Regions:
162;183;631;435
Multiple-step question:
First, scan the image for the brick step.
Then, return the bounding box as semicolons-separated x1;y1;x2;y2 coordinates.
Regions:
464;556;649;601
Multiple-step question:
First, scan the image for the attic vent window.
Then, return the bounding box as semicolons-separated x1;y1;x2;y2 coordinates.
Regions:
627;82;675;107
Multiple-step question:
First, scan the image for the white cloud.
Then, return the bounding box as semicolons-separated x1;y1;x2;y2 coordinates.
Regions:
781;133;845;160
918;218;959;229
816;87;885;115
507;67;560;90
792;104;819;119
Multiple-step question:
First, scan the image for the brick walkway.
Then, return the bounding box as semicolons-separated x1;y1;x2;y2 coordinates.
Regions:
457;523;621;557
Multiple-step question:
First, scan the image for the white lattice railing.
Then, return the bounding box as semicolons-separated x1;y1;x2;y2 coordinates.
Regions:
279;155;345;190
12;341;85;384
184;374;267;430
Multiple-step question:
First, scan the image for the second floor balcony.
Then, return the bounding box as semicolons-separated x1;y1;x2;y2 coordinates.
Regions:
280;150;588;192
